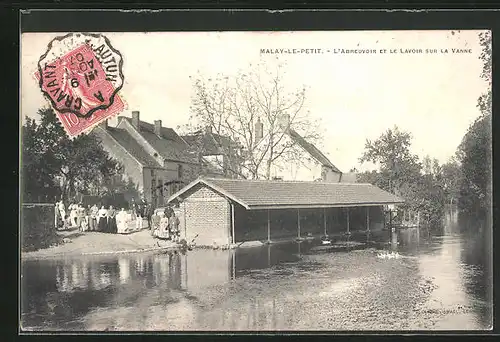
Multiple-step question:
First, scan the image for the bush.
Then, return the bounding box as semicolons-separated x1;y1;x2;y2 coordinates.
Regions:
21;203;58;251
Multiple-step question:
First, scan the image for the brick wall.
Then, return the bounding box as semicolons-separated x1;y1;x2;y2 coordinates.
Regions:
92;127;145;192
183;185;231;247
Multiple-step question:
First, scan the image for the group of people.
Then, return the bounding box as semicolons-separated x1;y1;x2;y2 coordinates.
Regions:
154;206;181;242
55;198;181;238
55;200;120;233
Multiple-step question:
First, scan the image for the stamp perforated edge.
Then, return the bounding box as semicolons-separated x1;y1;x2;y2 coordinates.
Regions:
36;32;125;119
31;72;129;140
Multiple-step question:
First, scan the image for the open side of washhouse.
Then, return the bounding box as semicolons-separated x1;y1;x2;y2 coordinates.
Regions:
167;177;404;247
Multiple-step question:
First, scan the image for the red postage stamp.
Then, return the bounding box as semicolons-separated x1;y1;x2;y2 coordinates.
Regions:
34;33;125;137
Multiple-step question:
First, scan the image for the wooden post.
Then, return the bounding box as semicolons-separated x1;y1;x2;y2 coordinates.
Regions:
366;206;370;232
323;208;327;236
297;208;301;238
231;203;235;245
346;208;350;233
267;209;271;243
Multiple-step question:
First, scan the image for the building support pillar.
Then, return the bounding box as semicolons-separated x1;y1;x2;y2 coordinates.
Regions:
346;208;350;233
323;208;327;236
231;203;235;245
297;208;301;238
267;209;271;243
366;206;370;232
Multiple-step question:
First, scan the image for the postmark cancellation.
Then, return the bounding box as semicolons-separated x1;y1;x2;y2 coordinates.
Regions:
34;33;126;137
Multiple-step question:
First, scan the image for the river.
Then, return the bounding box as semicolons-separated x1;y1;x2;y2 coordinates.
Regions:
20;211;492;331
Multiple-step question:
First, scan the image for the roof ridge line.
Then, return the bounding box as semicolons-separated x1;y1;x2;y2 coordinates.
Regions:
201;177;371;185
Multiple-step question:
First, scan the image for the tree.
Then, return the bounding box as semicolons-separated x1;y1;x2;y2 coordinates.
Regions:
358;127;447;228
22;117;60;202
454;31;492;220
440;157;462;205
359;126;421;196
21;107;123;202
456;114;491;217
185;61;322;180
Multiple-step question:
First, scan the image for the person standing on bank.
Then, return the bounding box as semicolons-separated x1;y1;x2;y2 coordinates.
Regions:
146;204;154;230
57;199;66;230
107;205;117;233
158;210;170;240
170;211;180;243
89;204;98;231
97;205;108;232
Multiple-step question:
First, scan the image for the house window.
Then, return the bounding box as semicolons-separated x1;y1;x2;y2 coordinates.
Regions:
178;164;183;179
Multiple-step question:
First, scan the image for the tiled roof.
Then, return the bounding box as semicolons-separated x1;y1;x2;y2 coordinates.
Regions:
169;177;404;209
182;131;239;156
288;129;342;173
104;127;162;168
121;117;198;164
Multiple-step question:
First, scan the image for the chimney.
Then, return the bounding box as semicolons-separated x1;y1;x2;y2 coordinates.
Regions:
154;120;162;137
279;114;290;131
132;111;140;129
254;117;263;144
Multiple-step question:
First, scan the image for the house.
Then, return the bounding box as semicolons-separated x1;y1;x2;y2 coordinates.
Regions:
168;177;404;247
181;127;243;179
259;114;344;182
91;111;222;207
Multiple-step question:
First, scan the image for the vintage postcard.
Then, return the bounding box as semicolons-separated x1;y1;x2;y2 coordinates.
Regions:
20;29;492;331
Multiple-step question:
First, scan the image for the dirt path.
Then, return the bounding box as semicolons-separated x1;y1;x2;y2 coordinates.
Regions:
22;229;177;260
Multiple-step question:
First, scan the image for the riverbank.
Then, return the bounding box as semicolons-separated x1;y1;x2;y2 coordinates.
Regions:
21;228;178;260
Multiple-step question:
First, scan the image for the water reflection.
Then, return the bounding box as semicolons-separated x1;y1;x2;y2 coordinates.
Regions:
21;216;492;331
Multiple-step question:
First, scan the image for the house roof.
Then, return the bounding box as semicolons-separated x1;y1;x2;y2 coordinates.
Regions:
168;177;404;210
182;130;239;156
104;127;162;168
288;129;342;173
120;117;199;164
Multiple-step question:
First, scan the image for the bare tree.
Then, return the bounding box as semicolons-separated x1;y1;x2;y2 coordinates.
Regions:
182;61;322;180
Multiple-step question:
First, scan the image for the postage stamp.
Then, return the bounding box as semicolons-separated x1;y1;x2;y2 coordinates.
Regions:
34;33;125;137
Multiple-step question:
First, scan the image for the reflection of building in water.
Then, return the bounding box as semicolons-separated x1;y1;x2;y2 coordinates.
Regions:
185;250;232;291
119;258;131;284
136;257;146;274
168;252;182;290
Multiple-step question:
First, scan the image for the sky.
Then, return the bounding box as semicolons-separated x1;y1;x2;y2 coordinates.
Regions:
21;30;489;173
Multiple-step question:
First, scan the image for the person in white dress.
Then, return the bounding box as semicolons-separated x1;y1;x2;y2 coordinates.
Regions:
116;208;127;234
157;212;170;240
69;203;78;228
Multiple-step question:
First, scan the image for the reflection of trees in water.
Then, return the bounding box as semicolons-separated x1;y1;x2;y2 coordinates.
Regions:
458;218;492;327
